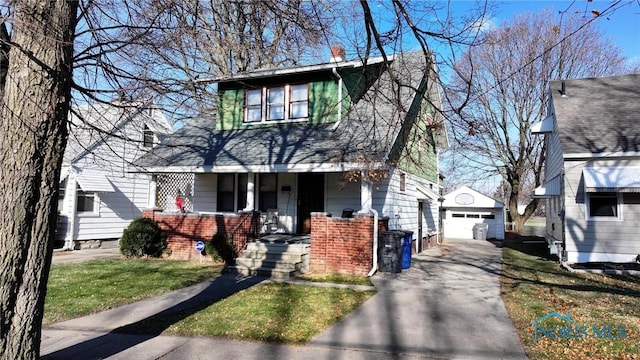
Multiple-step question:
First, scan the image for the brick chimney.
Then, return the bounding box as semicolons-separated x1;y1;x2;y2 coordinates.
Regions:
330;44;346;62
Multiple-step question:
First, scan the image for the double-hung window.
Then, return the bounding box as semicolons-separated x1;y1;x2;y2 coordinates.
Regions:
143;125;154;148
267;87;285;121
216;174;249;212
289;84;309;119
245;89;263;123
244;84;308;123
77;185;97;214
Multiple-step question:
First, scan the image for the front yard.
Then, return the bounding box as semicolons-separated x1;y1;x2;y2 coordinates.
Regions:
46;259;375;343
501;240;640;359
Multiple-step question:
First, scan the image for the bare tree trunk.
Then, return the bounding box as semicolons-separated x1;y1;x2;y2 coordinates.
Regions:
0;2;77;359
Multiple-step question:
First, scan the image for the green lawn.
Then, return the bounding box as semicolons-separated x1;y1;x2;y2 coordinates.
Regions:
500;240;640;360
45;259;375;344
45;259;223;324
118;282;375;343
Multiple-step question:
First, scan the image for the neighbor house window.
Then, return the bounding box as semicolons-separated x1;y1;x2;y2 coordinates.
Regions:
143;125;154;148
58;178;66;211
400;173;406;192
244;84;309;123
76;185;96;213
259;173;277;212
587;192;622;220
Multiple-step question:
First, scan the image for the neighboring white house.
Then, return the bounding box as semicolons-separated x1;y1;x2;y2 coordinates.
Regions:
532;74;640;263
57;101;172;249
442;186;505;240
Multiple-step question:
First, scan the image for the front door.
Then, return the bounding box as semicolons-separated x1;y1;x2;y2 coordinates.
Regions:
297;173;325;234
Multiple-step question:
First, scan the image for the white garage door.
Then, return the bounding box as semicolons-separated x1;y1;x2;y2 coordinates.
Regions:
445;212;497;239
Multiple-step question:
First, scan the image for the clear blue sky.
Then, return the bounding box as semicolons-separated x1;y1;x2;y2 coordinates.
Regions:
482;0;640;62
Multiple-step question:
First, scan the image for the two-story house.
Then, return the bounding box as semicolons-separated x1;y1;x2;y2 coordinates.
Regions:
532;74;640;265
133;48;448;276
57;101;173;250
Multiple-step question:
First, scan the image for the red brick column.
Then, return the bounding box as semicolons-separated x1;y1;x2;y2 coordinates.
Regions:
310;212;376;275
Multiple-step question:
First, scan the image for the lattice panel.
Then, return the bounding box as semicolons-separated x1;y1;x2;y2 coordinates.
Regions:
156;173;194;212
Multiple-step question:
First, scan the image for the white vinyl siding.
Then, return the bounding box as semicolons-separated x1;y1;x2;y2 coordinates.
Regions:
562;158;640;261
193;174;217;213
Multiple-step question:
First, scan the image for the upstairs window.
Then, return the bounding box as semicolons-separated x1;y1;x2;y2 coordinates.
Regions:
244;84;309;124
245;89;263;123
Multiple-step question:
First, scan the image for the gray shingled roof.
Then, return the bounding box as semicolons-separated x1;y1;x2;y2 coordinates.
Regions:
551;74;640;155
132;53;434;172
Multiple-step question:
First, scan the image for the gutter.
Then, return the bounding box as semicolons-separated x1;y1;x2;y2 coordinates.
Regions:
367;208;379;277
330;67;343;131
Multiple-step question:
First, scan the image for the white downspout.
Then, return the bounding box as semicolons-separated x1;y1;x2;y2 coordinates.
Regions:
63;172;77;251
367;208;379;277
147;175;158;209
330;67;343;131
436;148;443;245
359;170;379;276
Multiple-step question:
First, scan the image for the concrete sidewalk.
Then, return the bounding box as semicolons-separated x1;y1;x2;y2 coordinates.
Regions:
52;247;122;264
42;238;527;359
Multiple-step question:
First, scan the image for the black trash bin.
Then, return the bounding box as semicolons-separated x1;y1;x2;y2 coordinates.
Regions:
378;231;404;273
401;231;413;269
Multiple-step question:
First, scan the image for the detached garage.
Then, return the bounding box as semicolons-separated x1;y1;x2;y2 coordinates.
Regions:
442;186;505;240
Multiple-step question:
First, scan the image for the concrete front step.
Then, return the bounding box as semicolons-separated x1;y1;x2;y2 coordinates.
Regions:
235;257;304;271
231;240;310;279
226;265;297;279
241;249;304;262
246;242;310;254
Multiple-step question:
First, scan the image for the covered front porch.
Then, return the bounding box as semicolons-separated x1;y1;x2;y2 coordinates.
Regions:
143;209;388;276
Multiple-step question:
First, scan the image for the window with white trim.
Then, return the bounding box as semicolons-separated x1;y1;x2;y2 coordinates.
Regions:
216;174;249;212
586;192;622;220
244;84;309;123
76;185;97;214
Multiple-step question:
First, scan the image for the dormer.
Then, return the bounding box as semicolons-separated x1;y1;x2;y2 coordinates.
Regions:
214;51;390;131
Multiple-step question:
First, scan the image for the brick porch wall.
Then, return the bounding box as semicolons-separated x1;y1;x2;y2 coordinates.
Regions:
310;212;389;275
142;210;260;260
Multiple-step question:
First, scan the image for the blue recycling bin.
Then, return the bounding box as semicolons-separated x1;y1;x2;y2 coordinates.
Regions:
401;231;413;269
